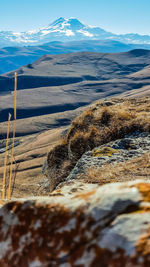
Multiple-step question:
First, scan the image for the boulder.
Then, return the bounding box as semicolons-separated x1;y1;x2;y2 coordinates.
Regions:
0;180;150;266
66;132;150;180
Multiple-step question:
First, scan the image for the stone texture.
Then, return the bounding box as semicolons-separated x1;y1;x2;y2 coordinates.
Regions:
66;132;150;180
0;180;150;266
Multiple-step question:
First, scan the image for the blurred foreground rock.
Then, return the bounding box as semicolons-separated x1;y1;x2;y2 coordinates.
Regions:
0;180;150;266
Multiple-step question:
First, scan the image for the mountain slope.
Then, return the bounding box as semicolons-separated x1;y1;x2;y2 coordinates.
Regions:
1;17;150;47
0;50;150;126
2;39;150;75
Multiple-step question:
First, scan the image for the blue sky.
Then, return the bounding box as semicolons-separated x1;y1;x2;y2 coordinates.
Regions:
0;0;150;34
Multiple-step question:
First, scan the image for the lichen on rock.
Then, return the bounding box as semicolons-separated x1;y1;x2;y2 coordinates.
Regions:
92;146;119;157
0;180;150;266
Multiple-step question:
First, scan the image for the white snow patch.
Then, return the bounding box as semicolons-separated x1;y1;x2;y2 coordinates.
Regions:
65;30;75;36
77;30;93;37
88;25;97;29
41;28;62;34
9;36;36;43
61;20;70;29
41;30;52;35
27;29;40;35
12;32;21;36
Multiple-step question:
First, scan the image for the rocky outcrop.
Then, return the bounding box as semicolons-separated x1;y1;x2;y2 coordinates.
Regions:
42;97;150;193
67;132;150;180
40;131;150;193
0;180;150;266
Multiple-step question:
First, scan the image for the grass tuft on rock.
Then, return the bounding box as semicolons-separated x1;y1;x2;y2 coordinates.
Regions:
46;97;150;190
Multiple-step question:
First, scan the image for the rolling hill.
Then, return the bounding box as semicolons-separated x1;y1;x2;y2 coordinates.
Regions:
1;40;150;74
0;49;150;134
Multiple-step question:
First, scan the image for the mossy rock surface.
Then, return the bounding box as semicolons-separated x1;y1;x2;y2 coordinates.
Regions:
92;146;119;157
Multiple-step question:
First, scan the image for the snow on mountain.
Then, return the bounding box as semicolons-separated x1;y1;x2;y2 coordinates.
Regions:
0;17;150;47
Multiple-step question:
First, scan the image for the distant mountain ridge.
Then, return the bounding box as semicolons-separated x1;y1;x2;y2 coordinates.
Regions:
1;17;150;47
1;40;150;74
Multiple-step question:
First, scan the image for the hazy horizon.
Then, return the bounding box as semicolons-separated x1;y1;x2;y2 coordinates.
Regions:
0;0;150;35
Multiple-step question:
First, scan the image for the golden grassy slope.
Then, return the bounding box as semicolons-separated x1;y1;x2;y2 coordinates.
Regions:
0;127;63;198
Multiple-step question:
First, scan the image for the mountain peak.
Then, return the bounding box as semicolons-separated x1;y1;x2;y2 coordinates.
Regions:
50;17;66;26
0;17;150;47
67;18;84;29
49;17;85;30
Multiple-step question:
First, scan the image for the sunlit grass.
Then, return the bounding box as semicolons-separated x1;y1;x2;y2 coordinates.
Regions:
8;72;17;200
1;72;17;200
2;113;11;200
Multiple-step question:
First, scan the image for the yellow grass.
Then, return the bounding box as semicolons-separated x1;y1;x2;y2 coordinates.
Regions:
8;72;17;200
2;113;11;199
80;152;150;184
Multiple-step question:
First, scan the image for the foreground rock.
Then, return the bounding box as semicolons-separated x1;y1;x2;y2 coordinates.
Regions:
0;180;150;266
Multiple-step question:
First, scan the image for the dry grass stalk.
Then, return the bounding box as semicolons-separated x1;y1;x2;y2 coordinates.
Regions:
2;113;11;199
8;72;17;200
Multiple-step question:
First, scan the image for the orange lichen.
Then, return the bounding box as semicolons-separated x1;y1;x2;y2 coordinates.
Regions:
134;183;150;202
0;200;96;266
74;190;96;200
0;196;150;266
90;245;131;267
137;228;150;257
54;189;62;193
89;244;150;267
130;209;150;214
0;200;6;206
92;146;119;157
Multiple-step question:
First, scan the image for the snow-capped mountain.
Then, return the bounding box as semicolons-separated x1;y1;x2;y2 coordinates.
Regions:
1;17;150;47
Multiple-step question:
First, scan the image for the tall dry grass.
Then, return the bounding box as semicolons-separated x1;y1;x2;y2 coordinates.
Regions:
1;72;17;200
2;113;11;199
